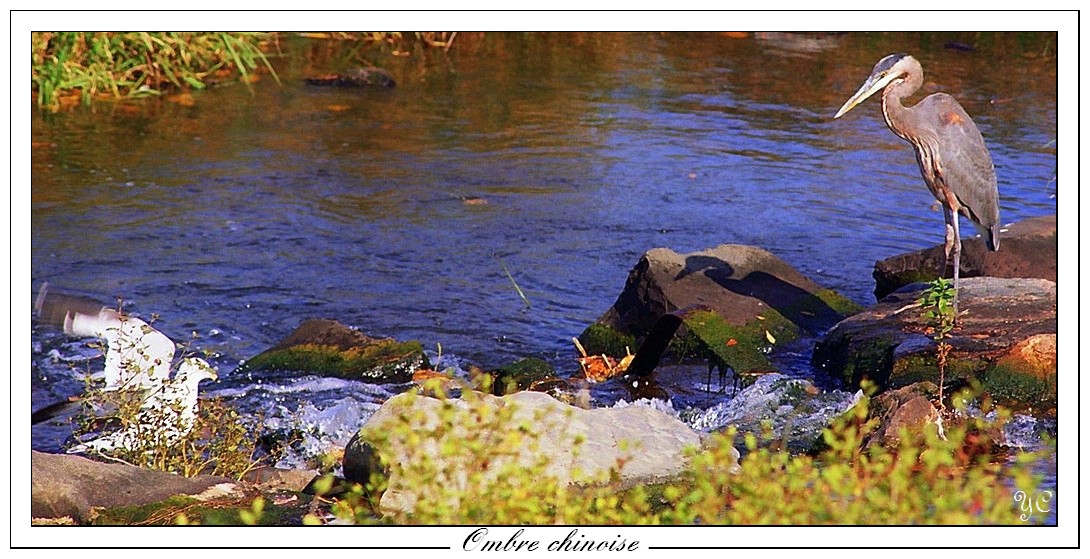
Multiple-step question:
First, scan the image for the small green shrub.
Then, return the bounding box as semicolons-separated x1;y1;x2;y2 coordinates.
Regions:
920;278;956;407
71;388;264;479
68;339;264;479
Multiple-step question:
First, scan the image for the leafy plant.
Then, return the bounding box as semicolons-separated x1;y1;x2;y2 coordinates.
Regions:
920;278;956;408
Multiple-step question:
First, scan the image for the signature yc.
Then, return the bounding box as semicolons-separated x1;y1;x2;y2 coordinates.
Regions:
1014;490;1053;522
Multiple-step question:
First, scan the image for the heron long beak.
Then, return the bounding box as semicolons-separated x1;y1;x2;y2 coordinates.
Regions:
833;71;900;119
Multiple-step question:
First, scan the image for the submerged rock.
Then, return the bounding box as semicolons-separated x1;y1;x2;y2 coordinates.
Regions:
304;66;396;88
238;319;428;384
873;215;1056;300
686;373;861;454
813;277;1057;414
582;244;863;376
345;390;728;516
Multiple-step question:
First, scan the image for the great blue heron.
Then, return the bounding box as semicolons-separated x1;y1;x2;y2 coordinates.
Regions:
833;53;1000;313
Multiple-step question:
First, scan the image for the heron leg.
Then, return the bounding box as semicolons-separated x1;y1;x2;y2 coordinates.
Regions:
942;205;962;316
942;206;955;278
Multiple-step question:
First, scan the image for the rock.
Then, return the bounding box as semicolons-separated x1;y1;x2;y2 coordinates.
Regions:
31;450;234;522
304;66;396;88
237;319;428;383
486;357;557;395
583;244;863;375
345;391;726;516
241;466;321;493
813;277;1056;414
864;382;940;448
873;215;1056;300
687;373;861;454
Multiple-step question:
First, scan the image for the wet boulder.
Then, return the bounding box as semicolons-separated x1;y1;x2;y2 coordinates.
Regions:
31;450;235;522
873;215;1056;300
344;390;724;516
486;357;557;396
238;319;427;384
813;277;1057;415
863;382;941;448
582;244;863;376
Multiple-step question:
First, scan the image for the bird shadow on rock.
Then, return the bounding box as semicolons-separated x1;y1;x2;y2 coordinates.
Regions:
679;255;844;336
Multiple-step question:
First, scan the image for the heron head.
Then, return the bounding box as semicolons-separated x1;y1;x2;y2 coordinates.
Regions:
834;53;919;119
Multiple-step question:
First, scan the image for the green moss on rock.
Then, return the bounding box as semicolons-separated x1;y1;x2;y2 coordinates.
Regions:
577;323;637;357
241;340;427;383
982;363;1057;414
890;353;988;390
488;357;556;396
679;309;782;374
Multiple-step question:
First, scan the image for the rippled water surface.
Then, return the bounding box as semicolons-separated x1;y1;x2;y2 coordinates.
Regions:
31;33;1058;494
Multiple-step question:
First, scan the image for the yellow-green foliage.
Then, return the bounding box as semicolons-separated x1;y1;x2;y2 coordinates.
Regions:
72;385;263;480
661;396;1040;524
323;387;1044;525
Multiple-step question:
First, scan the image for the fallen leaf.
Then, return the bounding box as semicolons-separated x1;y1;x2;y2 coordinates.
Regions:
765;330;776;344
726;338;738;346
167;93;195;106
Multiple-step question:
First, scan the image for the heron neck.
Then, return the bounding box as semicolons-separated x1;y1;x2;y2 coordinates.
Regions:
880;69;923;142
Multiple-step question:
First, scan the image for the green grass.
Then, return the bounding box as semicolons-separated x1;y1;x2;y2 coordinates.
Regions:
31;32;278;111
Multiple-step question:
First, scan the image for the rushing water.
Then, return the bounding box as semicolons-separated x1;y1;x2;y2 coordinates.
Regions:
30;33;1058;508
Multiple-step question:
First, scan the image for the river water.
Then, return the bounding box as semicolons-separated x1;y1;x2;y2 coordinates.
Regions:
29;33;1058;517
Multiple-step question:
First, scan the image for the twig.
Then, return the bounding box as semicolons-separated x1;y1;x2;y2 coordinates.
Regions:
497;258;531;309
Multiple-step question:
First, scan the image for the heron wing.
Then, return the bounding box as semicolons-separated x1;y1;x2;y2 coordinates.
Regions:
917;93;1000;232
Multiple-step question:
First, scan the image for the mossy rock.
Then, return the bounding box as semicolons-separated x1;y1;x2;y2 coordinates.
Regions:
982;362;1057;415
677;309;785;374
890;352;989;390
576;323;637;357
814;278;1056;414
241;341;427;383
588;244;863;379
91;493;308;526
239;319;428;383
487;357;556;396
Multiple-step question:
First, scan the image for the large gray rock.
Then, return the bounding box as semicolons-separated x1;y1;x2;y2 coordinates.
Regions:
873;215;1056;300
346;391;729;516
813;277;1057;414
31;450;235;521
597;244;861;336
582;244;862;376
